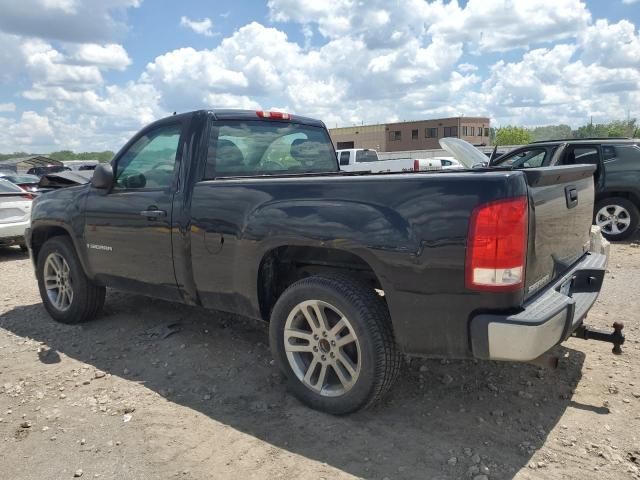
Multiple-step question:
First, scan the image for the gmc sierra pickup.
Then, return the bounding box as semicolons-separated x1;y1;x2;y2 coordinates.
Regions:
26;109;621;414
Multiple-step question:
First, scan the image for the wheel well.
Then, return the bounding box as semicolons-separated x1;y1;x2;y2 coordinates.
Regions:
257;246;383;320
31;226;70;263
597;191;640;209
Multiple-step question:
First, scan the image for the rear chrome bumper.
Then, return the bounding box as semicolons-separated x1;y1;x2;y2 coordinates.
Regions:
470;252;607;362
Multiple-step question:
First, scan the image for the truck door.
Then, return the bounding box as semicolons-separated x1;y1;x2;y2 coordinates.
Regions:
83;121;185;300
552;144;605;192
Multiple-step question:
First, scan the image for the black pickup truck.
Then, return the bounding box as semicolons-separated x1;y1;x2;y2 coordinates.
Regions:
26;110;618;414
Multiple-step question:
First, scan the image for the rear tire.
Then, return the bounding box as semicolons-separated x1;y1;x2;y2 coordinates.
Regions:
269;273;401;414
36;236;105;324
595;197;639;241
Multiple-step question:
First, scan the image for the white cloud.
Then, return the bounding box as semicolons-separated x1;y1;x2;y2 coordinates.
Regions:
482;43;640;125
22;39;104;88
41;0;78;13
180;16;214;37
0;111;56;150
4;1;640;153
0;0;141;43
580;19;640;68
0;103;16;112
70;43;132;70
622;0;638;4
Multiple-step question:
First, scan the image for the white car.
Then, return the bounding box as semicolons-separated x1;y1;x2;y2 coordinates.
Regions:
337;148;445;173
0;178;33;250
431;156;465;170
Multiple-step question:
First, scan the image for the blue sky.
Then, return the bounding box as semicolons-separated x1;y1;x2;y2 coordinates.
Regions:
0;0;639;152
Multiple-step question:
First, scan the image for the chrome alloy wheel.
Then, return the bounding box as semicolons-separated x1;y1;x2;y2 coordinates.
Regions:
596;204;631;236
283;300;361;397
43;252;73;311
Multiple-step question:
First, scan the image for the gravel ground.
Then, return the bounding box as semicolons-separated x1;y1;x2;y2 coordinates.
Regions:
1;238;639;480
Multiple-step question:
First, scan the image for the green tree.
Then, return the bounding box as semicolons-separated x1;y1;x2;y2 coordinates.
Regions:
45;150;115;162
0;151;29;162
48;150;76;161
606;119;637;137
530;124;572;142
494;126;533;146
573;119;637;138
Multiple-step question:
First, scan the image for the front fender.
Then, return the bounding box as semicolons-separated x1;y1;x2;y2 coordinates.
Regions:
30;185;92;278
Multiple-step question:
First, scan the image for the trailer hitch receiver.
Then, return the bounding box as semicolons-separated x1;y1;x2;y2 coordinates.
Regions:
573;322;625;354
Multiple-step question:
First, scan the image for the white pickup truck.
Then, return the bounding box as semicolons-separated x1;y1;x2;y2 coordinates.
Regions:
336;148;446;173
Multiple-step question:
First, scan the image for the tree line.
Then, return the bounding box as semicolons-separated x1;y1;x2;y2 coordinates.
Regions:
0;150;114;163
493;119;639;146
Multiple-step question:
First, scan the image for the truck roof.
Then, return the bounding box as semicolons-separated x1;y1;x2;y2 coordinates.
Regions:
206;109;326;128
146;110;327;131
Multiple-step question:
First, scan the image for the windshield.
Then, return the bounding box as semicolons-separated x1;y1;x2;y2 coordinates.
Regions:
0;179;24;193
8;174;40;183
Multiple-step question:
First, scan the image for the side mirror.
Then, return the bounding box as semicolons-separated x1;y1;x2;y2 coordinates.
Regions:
91;163;114;189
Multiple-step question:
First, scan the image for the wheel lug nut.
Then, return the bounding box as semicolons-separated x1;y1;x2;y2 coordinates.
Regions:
331;340;336;346
321;355;326;361
330;352;335;358
313;346;318;352
313;334;319;340
322;331;327;337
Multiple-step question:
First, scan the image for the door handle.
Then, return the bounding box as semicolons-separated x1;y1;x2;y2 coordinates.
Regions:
565;186;578;209
140;209;167;219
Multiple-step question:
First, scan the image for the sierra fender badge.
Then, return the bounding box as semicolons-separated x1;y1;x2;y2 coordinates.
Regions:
87;243;112;252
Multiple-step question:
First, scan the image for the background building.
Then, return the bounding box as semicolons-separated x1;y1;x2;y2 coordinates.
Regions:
329;117;491;152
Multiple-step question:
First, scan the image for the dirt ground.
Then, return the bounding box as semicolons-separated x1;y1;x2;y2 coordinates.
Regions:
1;238;639;480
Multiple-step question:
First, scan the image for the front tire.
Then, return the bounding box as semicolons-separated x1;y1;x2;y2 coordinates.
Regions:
269;274;401;414
595;197;639;241
36;236;105;324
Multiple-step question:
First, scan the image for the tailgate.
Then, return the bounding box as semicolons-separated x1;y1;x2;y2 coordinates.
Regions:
522;165;596;299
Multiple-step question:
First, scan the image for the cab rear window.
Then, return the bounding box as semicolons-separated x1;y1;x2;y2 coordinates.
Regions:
205;121;338;179
355;150;378;163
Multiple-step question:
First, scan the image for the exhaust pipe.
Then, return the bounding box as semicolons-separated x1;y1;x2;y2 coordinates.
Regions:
528;353;559;369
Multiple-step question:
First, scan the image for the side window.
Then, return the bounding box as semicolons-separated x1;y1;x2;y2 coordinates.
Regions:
499;148;547;168
562;147;599;166
339;151;350;166
604;144;640;171
602;145;616;161
441;159;451;166
115;125;181;189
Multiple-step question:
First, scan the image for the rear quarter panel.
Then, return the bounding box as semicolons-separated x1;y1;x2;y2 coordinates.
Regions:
187;171;529;357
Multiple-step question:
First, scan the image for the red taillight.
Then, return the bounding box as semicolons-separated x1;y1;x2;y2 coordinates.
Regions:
21;193;35;200
413;159;419;171
256;110;290;120
466;196;528;291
